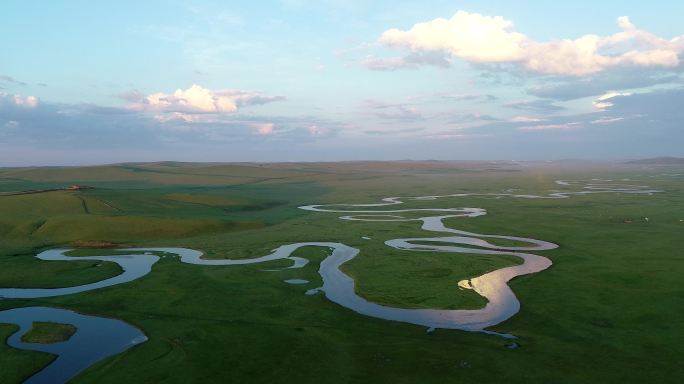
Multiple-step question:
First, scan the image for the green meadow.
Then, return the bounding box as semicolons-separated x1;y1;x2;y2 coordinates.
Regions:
0;161;682;383
21;321;77;344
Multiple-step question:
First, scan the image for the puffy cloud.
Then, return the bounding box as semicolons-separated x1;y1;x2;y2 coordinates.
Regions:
127;84;284;115
380;11;525;63
18;95;39;107
1;92;39;108
372;12;684;76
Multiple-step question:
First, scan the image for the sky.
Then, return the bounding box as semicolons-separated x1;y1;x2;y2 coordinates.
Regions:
1;0;684;165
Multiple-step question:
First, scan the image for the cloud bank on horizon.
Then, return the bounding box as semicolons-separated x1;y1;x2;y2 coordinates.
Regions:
1;1;682;165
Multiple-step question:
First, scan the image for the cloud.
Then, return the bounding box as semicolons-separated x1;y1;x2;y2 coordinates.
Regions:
0;91;343;151
147;113;342;140
153;112;201;123
374;105;422;120
439;93;498;102
424;131;493;140
116;89;145;102
252;122;274;135
1;92;39;108
2;87;682;163
518;122;581;131
0;93;158;148
505;99;564;112
526;72;681;100
363;127;425;136
601;87;684;121
593;91;631;109
445;112;498;124
308;124;330;136
360;99;424;121
127;84;285;115
363;51;452;70
511;116;544;123
462;87;684;157
0;75;27;86
590;117;625;124
380;11;526;63
371;12;684;76
3;120;19;129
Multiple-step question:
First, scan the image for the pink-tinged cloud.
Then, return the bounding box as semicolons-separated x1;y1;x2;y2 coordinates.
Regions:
128;84;284;115
2;93;40;108
252;123;274;135
373;12;684;76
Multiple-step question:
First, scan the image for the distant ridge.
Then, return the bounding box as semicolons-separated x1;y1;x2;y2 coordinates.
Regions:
624;157;684;165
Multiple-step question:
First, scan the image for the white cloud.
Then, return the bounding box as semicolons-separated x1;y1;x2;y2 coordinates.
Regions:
373;12;684;76
511;116;544;123
128;84;284;115
153;112;201;123
380;11;525;63
519;122;580;131
593;91;632;110
590;117;625;124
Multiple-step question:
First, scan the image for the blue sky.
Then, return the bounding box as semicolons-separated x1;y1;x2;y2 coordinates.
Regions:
1;0;683;165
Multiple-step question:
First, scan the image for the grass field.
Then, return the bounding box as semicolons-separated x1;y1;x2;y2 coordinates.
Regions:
0;324;55;383
0;161;682;383
21;321;77;344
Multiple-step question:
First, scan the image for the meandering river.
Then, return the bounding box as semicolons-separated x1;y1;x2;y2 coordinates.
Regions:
0;180;660;382
0;307;146;384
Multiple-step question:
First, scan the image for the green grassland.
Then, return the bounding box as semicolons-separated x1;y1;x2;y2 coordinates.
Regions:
0;161;682;383
0;325;55;383
21;321;77;344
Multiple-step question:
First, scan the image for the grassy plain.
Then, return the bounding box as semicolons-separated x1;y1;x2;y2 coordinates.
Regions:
0;325;54;383
21;321;77;344
0;161;682;383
